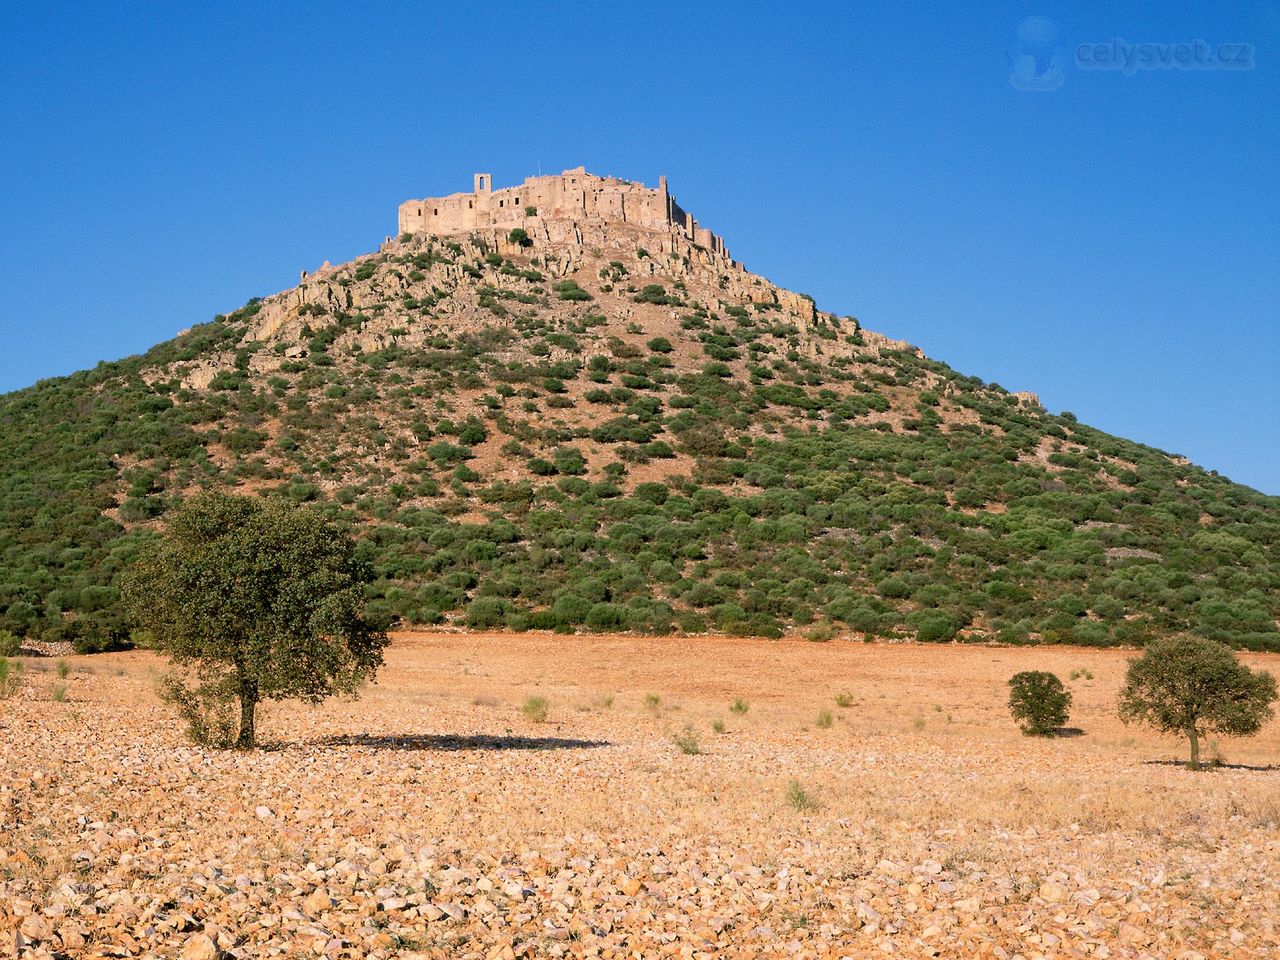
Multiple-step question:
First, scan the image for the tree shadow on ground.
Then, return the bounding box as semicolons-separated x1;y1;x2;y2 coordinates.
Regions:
1053;727;1086;738
312;733;611;752
1141;759;1280;772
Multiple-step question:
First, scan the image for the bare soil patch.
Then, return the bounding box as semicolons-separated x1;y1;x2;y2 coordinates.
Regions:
3;633;1278;957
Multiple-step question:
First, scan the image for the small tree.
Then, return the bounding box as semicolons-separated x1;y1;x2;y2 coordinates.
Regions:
1118;636;1277;770
0;630;20;656
1008;671;1071;736
508;227;532;248
124;494;388;748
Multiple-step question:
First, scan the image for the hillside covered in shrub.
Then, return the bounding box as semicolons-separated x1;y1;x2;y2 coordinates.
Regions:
2;218;1277;652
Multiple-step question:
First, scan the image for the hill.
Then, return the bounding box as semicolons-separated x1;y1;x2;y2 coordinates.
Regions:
1;170;1277;653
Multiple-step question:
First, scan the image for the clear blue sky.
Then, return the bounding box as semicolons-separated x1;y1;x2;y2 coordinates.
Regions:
2;2;1276;492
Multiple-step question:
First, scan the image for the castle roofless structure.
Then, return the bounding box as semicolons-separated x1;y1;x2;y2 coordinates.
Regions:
398;167;729;260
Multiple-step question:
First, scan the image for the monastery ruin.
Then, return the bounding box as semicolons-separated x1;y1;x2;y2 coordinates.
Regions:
398;168;730;261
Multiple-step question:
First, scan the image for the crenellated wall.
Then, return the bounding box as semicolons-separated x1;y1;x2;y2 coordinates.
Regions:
398;168;730;261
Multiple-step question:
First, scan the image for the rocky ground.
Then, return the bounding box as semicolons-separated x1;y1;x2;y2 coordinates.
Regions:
2;633;1278;958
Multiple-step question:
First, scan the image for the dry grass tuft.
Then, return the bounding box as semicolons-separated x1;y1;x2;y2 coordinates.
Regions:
521;694;549;723
786;779;821;811
671;725;703;755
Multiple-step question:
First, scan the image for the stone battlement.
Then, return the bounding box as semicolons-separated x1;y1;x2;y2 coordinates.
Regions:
398;167;730;260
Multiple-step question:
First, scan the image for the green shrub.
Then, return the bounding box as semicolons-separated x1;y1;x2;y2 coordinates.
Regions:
585;602;626;631
464;597;512;629
553;447;587;475
677;612;707;634
527;457;557;476
634;284;675;305
553;280;593;302
729;697;749;715
508;227;532;247
526;610;557;630
909;611;962;643
552;593;592;626
1007;671;1072;736
805;621;836;642
876;577;911;599
1072;621;1112;646
815;708;834;729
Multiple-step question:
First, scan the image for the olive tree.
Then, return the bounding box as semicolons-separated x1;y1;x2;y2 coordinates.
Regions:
1118;636;1277;770
124;494;387;748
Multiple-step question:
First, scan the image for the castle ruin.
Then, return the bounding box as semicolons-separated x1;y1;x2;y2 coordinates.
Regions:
398;167;730;261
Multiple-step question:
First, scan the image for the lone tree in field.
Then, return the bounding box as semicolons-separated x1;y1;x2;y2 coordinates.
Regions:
124;494;388;748
1007;671;1072;736
1118;636;1277;770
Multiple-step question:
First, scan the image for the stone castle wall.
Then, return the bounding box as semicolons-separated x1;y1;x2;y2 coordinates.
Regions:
398;168;730;261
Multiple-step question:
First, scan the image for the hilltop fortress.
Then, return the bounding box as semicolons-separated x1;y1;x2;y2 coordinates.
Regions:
190;165;915;384
398;168;731;261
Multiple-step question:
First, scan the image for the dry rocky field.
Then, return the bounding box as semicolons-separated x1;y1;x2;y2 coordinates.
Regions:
3;633;1279;959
